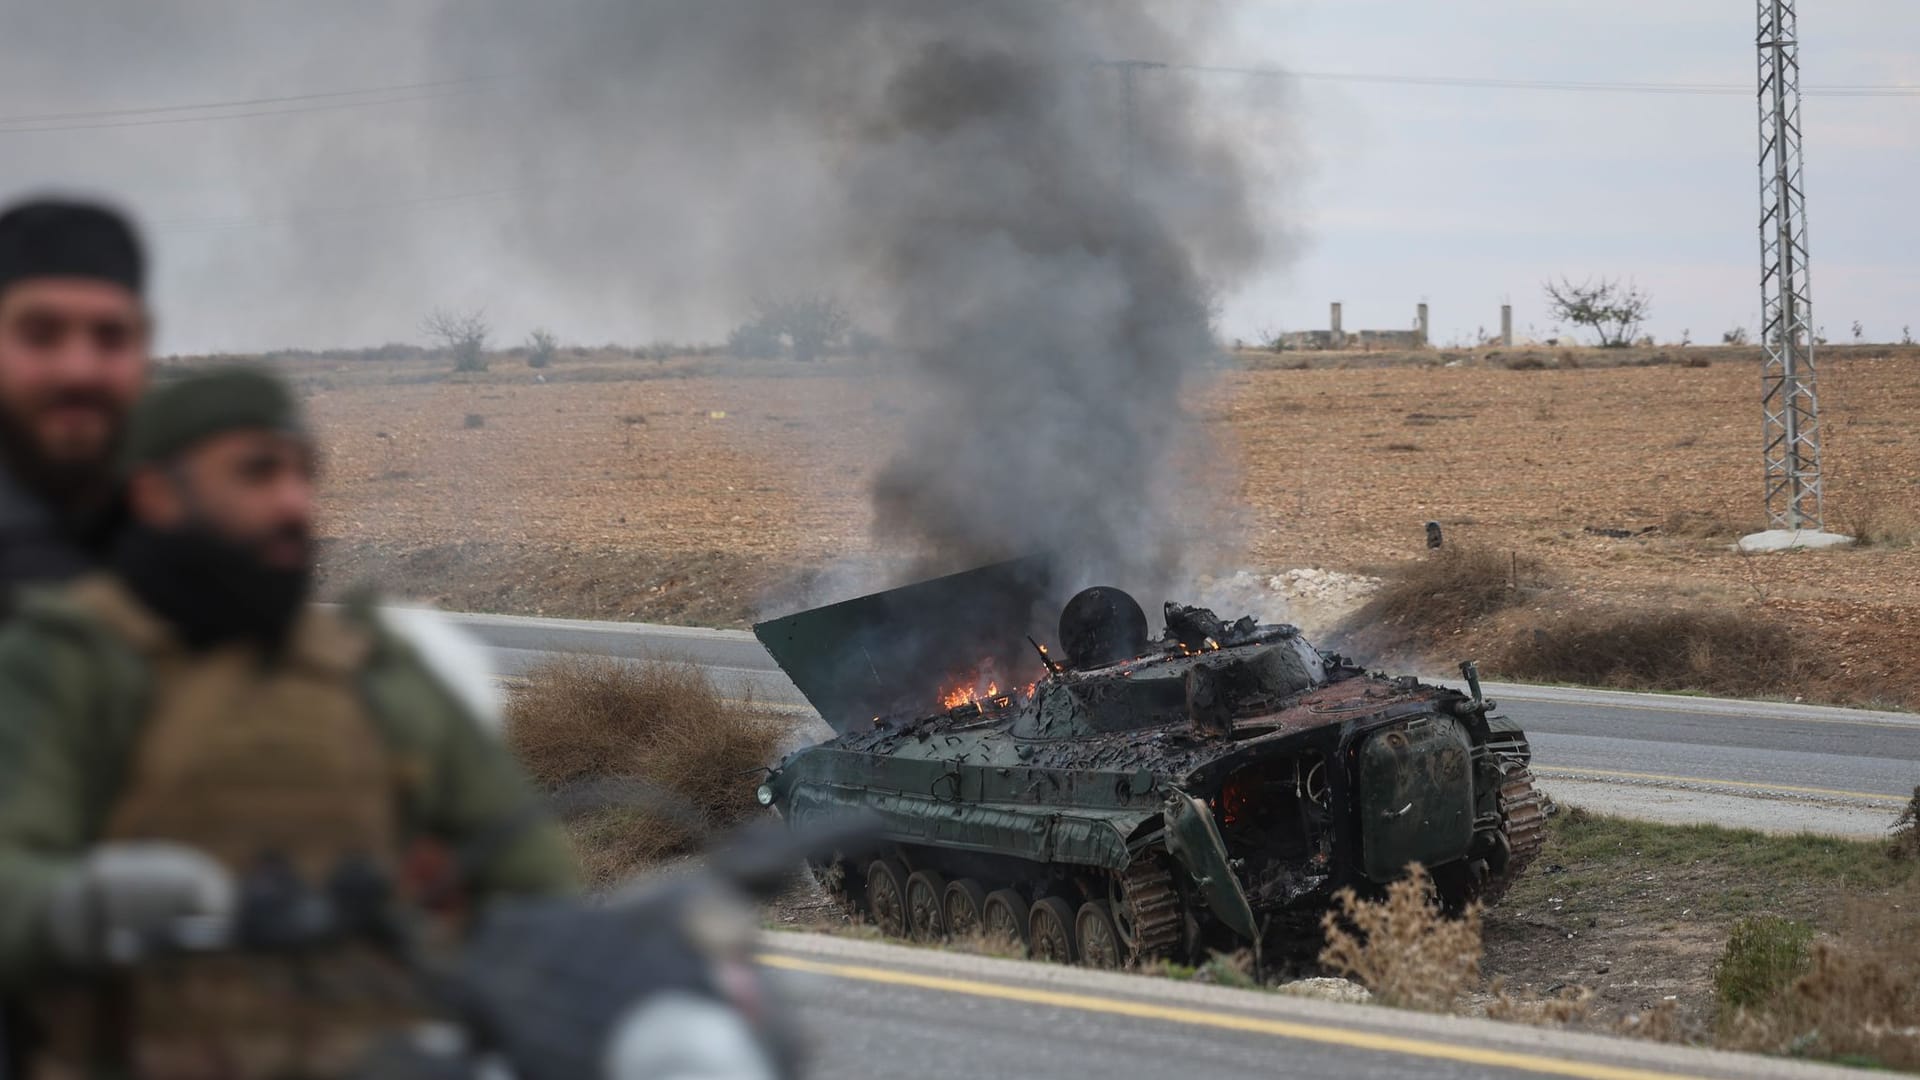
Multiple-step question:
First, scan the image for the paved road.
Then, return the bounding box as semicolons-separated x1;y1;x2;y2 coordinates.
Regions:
764;932;1857;1080
451;611;1919;835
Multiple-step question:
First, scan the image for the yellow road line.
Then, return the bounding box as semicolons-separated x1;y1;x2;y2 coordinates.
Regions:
758;953;1709;1080
1532;765;1907;805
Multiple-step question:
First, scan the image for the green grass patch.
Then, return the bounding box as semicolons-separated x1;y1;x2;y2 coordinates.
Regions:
1713;916;1812;1012
1550;806;1919;896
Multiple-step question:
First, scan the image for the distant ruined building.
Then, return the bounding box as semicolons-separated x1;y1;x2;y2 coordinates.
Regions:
1268;301;1524;351
1270;302;1432;351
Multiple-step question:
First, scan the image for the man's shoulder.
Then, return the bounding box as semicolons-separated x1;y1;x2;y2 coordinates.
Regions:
336;599;505;736
0;578;150;703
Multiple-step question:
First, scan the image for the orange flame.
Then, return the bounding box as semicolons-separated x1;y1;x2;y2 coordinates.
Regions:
938;658;1050;713
942;681;1001;710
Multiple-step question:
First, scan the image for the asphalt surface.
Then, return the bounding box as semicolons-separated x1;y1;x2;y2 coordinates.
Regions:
763;933;1860;1080
457;610;1910;1077
452;611;1919;835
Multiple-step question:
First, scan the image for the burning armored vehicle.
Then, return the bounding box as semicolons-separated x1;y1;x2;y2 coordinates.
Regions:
754;561;1544;967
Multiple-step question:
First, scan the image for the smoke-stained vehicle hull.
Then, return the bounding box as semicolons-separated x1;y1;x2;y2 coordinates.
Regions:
754;563;1545;965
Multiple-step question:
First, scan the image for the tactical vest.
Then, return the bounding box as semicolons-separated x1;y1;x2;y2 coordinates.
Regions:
35;577;428;1080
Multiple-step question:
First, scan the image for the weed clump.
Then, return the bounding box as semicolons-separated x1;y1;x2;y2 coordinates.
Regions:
1496;608;1808;699
1893;787;1920;860
1722;907;1920;1069
506;654;784;884
1352;545;1537;628
1319;864;1482;1012
1714;916;1812;1012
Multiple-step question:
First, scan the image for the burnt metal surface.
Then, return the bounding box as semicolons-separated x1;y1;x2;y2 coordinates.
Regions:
753;557;1056;734
755;576;1543;962
1058;586;1150;669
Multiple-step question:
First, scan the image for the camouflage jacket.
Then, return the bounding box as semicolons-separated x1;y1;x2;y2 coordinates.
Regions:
0;582;579;987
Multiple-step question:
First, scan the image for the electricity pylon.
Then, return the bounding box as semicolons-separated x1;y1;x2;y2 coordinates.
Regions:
1757;0;1823;530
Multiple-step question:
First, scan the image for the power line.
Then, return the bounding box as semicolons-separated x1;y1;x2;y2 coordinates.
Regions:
0;87;484;135
5;57;1910;138
0;76;496;126
1166;60;1920;98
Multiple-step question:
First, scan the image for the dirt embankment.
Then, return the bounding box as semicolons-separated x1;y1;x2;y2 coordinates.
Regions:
284;345;1920;706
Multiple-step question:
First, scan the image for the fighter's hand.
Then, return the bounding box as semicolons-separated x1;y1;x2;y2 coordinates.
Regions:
46;842;237;967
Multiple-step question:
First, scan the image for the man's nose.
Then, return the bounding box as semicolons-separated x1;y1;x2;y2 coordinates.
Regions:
48;333;109;379
271;474;316;523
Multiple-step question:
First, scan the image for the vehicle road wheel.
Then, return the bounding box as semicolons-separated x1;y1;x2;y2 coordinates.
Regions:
905;870;948;941
943;878;989;937
865;858;910;938
981;889;1029;954
1075;900;1125;969
1028;896;1078;964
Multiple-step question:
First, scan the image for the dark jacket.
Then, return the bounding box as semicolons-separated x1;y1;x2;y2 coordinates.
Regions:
0;469;115;616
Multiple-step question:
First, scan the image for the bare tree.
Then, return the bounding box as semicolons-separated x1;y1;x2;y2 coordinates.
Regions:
423;307;491;372
526;327;559;369
727;294;852;363
1541;277;1651;349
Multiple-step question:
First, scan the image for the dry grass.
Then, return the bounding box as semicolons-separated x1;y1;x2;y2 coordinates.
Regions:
1721;902;1920;1070
505;654;785;884
1660;508;1748;540
1371;545;1539;623
1319;865;1484;1012
1195;950;1259;989
1333;544;1543;662
1486;982;1595;1028
1494;607;1811;699
1614;999;1687;1044
1836;483;1920;550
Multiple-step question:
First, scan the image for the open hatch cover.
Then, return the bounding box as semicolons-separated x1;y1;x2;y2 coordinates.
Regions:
752;557;1057;734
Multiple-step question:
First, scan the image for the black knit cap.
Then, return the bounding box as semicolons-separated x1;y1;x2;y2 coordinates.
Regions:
122;367;305;471
0;198;145;299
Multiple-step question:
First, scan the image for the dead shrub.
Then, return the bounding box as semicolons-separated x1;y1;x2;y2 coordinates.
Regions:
506;654;784;883
1496;607;1810;699
1893;787;1920;860
1319;864;1483;1012
1722;905;1920;1069
1616;999;1687;1044
1836;484;1918;549
1352;544;1539;628
1485;981;1595;1028
947;926;1030;961
1502;354;1548;371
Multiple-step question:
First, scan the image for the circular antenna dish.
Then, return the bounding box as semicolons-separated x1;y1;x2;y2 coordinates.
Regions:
1058;586;1149;670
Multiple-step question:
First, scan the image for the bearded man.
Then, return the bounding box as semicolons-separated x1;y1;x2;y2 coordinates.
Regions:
0;199;149;613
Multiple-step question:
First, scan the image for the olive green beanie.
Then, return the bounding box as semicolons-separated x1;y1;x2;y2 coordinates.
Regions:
122;366;305;471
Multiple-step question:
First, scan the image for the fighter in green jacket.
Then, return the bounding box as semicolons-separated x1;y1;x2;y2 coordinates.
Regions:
0;366;577;1076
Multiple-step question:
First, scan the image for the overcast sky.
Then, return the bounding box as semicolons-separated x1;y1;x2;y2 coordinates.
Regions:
1217;0;1918;348
0;1;1911;353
